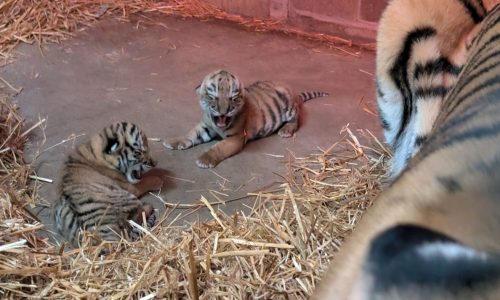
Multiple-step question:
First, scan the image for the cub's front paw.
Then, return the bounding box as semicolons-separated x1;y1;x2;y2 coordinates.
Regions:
196;153;220;168
143;168;169;179
143;176;164;191
163;138;193;150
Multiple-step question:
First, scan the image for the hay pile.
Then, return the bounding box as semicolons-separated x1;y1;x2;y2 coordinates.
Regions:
0;0;373;62
0;90;387;298
0;89;52;295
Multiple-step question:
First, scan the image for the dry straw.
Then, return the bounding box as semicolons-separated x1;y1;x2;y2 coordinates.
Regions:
0;0;374;62
1;86;387;298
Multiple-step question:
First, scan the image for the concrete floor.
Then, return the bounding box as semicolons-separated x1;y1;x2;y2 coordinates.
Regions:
1;14;379;235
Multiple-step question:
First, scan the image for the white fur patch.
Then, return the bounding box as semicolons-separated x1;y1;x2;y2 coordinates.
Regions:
377;80;403;147
109;142;119;153
417;242;489;261
415;98;441;136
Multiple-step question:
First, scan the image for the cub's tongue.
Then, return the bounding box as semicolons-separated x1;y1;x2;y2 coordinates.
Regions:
216;115;227;128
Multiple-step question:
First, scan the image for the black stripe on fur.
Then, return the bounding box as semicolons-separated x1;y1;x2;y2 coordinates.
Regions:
446;60;500;118
367;225;500;293
299;91;329;102
376;81;385;98
390;27;437;142
380;115;391;131
414;58;461;81
415;135;428;147
414;86;450;99
457;0;485;24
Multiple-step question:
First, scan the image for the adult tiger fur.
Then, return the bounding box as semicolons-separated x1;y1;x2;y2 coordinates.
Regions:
376;0;489;179
313;4;500;300
53;122;168;247
163;70;329;168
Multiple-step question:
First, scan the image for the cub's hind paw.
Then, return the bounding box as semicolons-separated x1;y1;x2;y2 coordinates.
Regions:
134;209;156;229
146;213;156;229
129;204;156;241
278;123;298;138
129;227;141;241
163;138;193;150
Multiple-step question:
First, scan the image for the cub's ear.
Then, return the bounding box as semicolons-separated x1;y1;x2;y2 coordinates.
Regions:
195;84;202;95
105;138;120;154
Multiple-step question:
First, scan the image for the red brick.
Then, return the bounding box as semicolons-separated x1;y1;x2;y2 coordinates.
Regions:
313;0;359;20
360;0;387;23
270;0;289;19
289;0;313;12
206;0;270;18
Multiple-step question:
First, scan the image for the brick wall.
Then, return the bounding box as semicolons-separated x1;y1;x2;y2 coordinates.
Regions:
207;0;387;42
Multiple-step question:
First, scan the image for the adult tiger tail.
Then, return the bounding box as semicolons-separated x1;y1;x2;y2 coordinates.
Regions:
313;4;500;300
53;122;167;247
376;0;488;179
163;69;329;168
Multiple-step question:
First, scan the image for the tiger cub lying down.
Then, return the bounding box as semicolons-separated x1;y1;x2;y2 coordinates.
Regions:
164;69;329;168
53;122;168;247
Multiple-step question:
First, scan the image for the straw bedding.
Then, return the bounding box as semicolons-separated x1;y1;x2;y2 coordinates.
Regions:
0;94;387;298
0;1;385;298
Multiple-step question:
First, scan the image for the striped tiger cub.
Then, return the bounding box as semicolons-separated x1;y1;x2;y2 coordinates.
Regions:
377;0;489;179
163;69;329;168
313;3;500;300
53;122;168;247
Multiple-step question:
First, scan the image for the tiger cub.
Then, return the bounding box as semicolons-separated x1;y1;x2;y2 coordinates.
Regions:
163;69;329;168
313;4;500;300
376;0;488;179
53;122;168;247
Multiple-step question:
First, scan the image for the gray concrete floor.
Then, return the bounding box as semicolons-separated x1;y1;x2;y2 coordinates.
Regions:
1;14;379;235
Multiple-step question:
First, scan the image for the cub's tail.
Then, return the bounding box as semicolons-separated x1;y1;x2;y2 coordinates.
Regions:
299;91;329;103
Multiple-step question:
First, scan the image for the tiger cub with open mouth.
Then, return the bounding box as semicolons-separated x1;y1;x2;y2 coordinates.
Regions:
163;69;329;168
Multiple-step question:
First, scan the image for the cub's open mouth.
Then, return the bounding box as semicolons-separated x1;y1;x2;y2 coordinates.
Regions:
126;167;142;184
131;169;142;181
212;115;231;128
